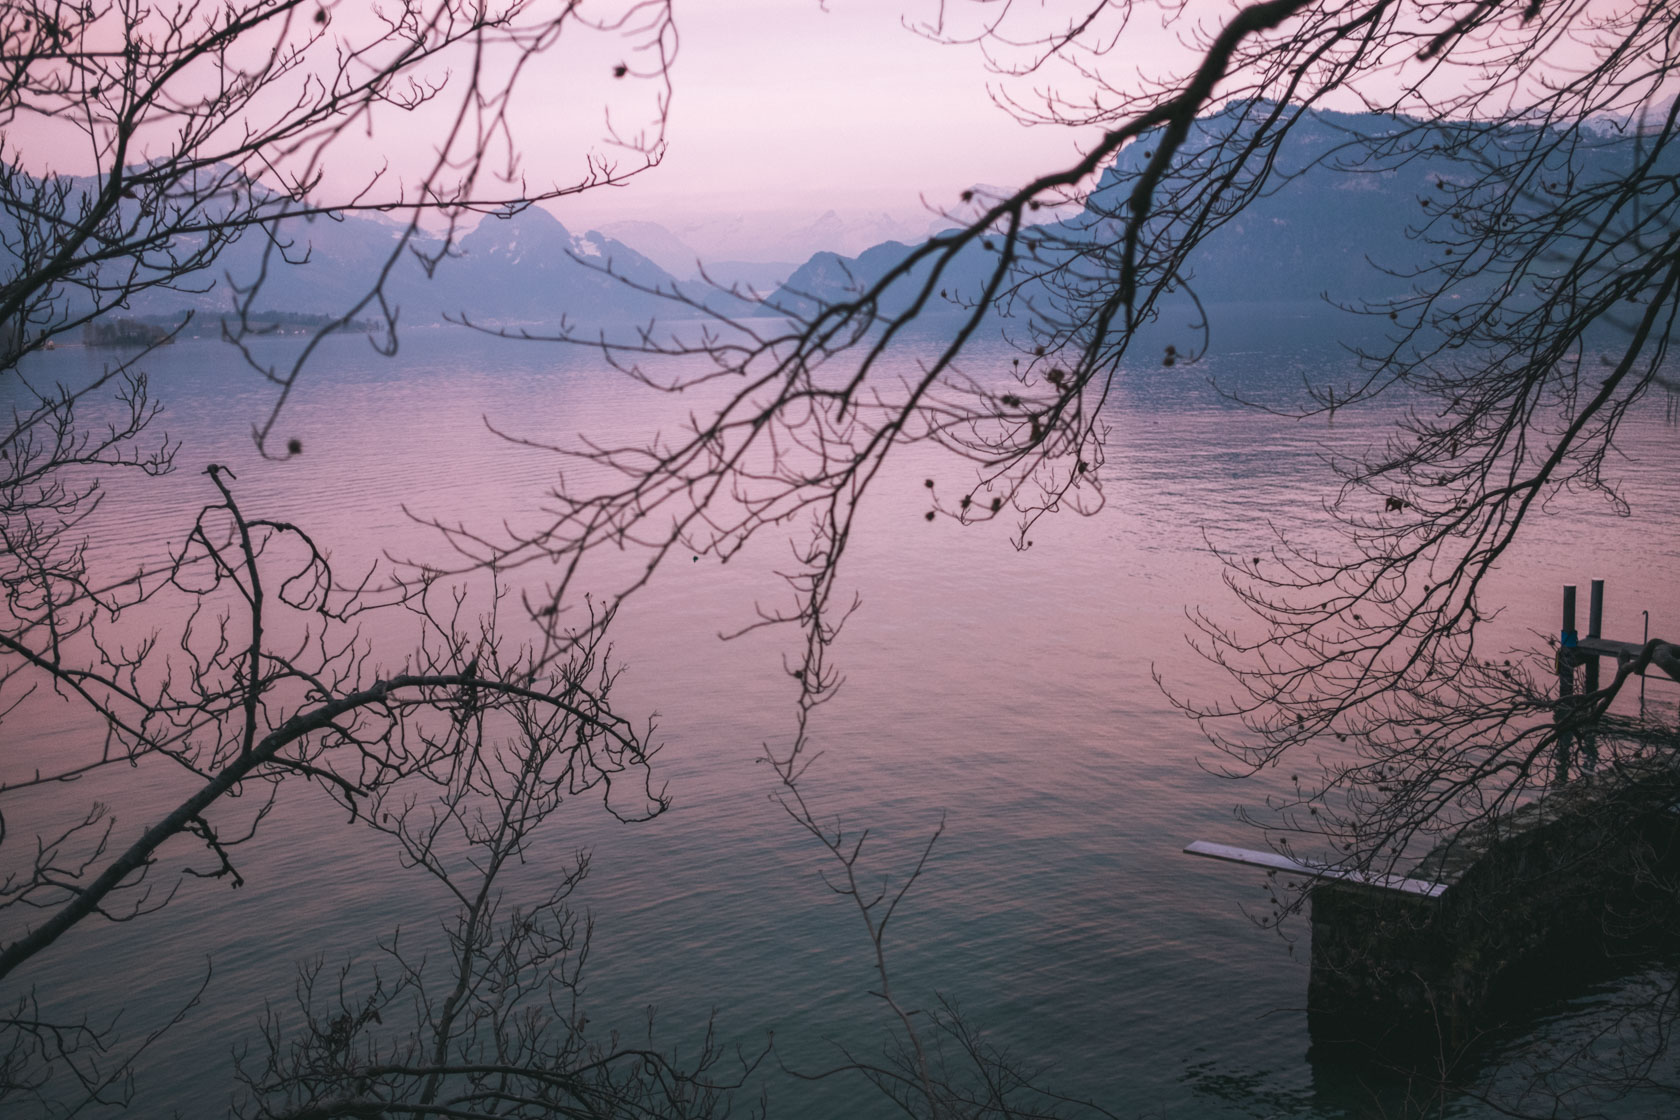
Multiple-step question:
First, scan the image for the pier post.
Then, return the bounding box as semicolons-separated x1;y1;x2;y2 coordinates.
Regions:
1583;579;1604;771
1556;584;1578;784
1585;580;1603;686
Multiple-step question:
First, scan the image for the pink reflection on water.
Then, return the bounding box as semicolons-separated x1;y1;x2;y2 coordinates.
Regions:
3;328;1677;1118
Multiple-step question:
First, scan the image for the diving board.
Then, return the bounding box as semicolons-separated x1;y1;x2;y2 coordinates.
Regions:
1184;840;1448;897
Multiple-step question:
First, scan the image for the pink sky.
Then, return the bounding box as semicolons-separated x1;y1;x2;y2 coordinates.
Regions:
553;0;1114;229
20;0;1641;246
6;0;1182;264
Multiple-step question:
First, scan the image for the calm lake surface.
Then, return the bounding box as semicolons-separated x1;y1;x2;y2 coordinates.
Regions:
5;315;1679;1118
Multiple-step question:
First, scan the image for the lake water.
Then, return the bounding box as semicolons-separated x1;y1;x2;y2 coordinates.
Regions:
3;316;1678;1118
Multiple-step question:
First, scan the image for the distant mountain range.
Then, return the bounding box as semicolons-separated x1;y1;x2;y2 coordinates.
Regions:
9;106;1657;335
756;105;1662;323
97;203;683;328
598;208;948;279
100;201;948;327
755;110;1421;323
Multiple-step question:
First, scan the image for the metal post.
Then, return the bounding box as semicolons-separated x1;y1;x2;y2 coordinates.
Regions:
1642;609;1651;719
1556;584;1577;784
1582;579;1603;772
